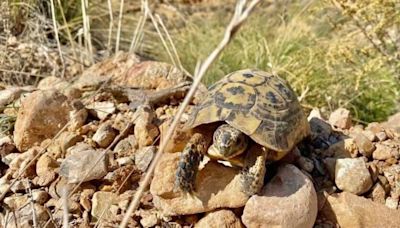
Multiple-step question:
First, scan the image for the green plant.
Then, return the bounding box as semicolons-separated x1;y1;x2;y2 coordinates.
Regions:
149;1;399;123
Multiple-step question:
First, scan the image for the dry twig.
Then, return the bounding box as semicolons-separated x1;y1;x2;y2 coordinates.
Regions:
62;187;69;228
119;1;263;227
107;0;114;52
49;0;66;78
81;0;94;63
115;0;125;52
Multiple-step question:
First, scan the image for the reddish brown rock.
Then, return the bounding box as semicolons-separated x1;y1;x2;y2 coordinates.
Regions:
13;90;71;151
328;108;352;129
321;192;400;228
150;152;249;216
242;165;317;228
195;210;243;228
352;133;375;157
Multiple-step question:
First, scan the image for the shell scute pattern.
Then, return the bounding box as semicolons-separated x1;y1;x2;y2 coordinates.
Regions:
186;69;310;159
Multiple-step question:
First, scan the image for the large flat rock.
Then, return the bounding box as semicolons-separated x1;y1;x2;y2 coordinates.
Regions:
322;192;400;228
150;152;249;216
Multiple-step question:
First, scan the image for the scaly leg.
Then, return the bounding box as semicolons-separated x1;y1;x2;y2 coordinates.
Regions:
240;145;268;196
175;133;209;193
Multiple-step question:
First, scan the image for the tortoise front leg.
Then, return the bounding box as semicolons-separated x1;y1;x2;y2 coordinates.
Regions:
175;133;209;193
240;144;268;196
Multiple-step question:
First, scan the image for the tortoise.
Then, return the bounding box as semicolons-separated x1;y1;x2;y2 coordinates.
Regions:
175;69;310;196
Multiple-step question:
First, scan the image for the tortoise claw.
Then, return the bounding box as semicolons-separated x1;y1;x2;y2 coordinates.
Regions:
175;134;206;193
240;145;267;196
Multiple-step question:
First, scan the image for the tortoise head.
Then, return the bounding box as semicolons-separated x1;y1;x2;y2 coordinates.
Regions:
207;124;249;160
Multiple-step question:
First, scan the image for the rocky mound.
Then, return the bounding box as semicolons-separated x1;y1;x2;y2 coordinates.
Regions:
1;53;400;227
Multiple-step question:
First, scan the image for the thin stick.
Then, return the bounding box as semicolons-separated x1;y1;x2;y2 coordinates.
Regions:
145;2;177;67
49;0;66;78
26;180;38;228
130;0;148;52
62;187;69;228
129;15;144;52
56;0;78;61
118;1;262;227
107;0;114;52
77;29;85;72
94;134;162;228
0;68;49;78
0;123;69;202
115;0;125;52
156;14;184;72
81;0;94;63
43;120;133;228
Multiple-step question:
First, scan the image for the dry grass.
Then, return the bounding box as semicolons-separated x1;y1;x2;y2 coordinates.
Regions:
148;1;400;122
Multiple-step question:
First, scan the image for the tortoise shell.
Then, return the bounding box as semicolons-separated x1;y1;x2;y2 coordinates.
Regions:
186;69;310;160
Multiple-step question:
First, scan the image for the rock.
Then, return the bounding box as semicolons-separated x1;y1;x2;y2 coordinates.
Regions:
0;135;16;159
382;112;400;134
36;154;58;176
309;117;332;139
367;162;379;183
134;106;159;148
8;147;39;178
383;165;400;199
2;153;19;165
335;158;373;195
139;210;160;228
373;142;400;160
242;164;317;228
377;175;391;194
0;86;35;109
66;142;93;156
151;152;249;216
14;90;71;151
297;156;314;173
68;100;88;131
4;194;29;210
352;133;375;157
368;183;386;204
60;149;108;184
124;61;191;90
32;190;49;204
385;196;398;209
91;191;119;221
321;192;400;227
160;120;194;153
10;180;29;193
362;130;377;142
114;135;137;156
33;171;57;187
55;198;81;214
75;52;141;90
37;76;69;90
195;210;243;228
6;203;50;228
323;157;336;180
48;177;76;199
59;132;84;154
116;157;134;166
325;138;358;158
92;123;117;148
35;154;58;186
87;101;116;120
328;108;352;129
376;131;388;141
135;146;156;172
